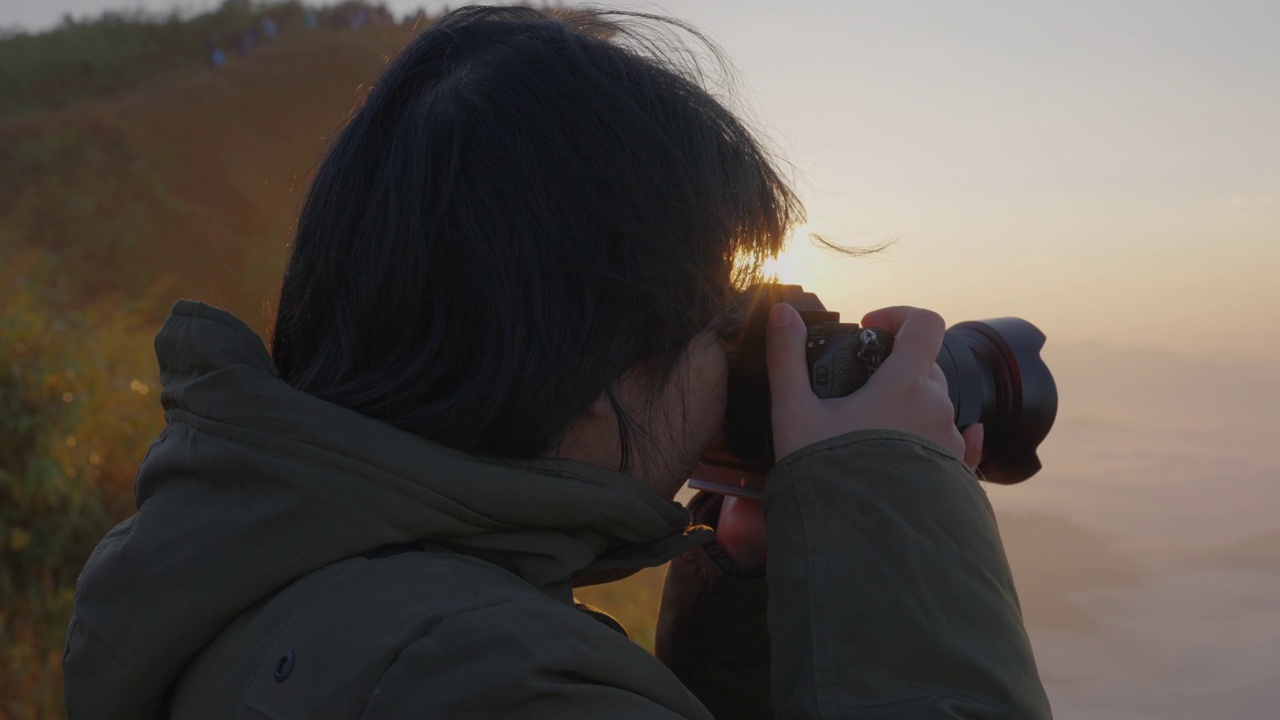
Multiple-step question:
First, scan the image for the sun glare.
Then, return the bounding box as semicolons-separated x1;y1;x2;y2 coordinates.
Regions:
760;223;818;283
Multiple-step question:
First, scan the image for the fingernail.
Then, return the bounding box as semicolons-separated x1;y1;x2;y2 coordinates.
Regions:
770;304;792;329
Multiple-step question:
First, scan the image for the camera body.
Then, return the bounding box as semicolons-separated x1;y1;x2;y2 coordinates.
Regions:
689;284;1057;498
805;320;894;399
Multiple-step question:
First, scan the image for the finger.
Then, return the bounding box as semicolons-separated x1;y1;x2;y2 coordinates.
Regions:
764;304;812;410
962;423;984;469
718;495;767;569
860;305;919;334
878;308;946;380
929;362;946;386
944;425;967;465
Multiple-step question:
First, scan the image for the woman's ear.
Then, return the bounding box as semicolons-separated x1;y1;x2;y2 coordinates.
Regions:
584;390;615;419
544;389;622;469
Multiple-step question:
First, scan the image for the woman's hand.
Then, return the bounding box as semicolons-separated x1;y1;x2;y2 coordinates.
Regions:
767;303;970;462
716;495;767;570
715;303;984;571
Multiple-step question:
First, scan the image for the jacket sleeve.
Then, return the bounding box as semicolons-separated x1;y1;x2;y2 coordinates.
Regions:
764;429;1052;719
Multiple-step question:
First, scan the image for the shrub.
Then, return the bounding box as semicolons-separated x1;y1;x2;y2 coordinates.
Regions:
0;249;163;718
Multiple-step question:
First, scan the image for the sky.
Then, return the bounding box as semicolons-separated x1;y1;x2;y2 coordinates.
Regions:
5;0;1278;364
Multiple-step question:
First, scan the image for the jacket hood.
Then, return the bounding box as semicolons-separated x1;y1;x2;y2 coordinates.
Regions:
63;301;711;720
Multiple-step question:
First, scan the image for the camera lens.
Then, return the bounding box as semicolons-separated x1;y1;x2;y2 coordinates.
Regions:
938;319;1057;484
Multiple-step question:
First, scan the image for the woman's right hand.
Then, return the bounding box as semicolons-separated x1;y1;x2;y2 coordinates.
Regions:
765;303;970;464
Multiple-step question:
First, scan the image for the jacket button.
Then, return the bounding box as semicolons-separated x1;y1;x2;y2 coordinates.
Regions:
274;651;296;682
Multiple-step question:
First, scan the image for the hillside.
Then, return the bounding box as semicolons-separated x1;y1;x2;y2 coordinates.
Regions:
0;16;416;332
0;12;421;716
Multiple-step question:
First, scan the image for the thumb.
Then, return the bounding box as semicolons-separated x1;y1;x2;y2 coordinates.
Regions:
764;304;812;411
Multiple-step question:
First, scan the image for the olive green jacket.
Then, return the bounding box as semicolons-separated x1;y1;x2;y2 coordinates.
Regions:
63;301;1050;719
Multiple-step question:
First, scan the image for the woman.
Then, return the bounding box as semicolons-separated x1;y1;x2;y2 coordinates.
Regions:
63;7;1050;718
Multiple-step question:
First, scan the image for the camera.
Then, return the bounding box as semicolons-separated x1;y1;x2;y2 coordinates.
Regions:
689;284;1058;498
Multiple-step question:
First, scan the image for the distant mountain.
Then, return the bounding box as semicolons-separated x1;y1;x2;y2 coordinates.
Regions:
996;511;1144;631
987;336;1280;550
1042;340;1276;435
1189;528;1280;570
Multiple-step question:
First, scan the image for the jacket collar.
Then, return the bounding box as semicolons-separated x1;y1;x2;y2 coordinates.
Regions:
154;300;712;587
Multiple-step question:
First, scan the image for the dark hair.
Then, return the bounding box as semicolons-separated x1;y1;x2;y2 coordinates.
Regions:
271;6;802;468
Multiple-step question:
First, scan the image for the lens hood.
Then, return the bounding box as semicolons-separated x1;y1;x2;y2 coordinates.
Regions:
939;318;1057;484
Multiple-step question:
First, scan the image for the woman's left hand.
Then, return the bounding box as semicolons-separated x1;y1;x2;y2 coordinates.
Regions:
715;495;766;571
